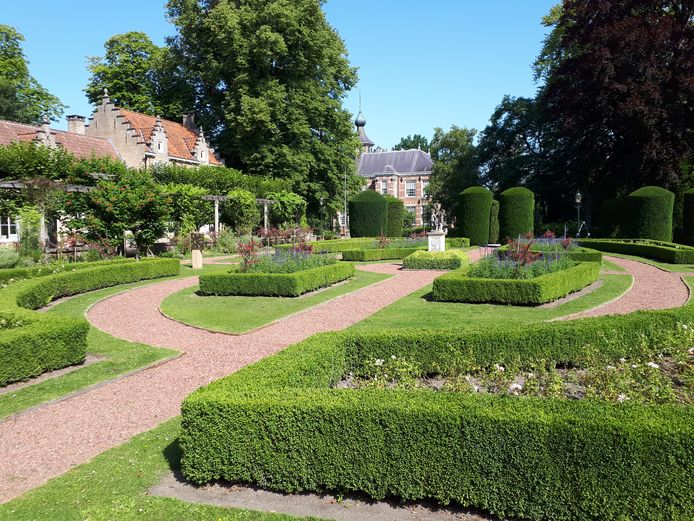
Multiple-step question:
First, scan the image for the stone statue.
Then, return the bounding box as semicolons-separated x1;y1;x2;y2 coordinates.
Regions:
430;203;447;233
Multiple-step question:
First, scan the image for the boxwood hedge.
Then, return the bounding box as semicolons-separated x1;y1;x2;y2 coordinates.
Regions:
385;196;405;237
403;250;469;270
578;238;694;264
682;188;694;246
499;187;534;240
497;245;603;263
348;190;388;237
0;257;134;285
276;237;470;254
432;262;600;305
181;304;694;520
198;262;356;297
458;186;492;246
489;199;499;244
0;258;180;386
627;186;674;241
342;247;423;261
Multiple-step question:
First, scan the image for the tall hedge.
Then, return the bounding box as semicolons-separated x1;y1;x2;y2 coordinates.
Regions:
489;199;499;243
682;188;694;245
627;186;674;241
384;195;405;237
499;187;534;240
458;186;492;245
348;190;387;237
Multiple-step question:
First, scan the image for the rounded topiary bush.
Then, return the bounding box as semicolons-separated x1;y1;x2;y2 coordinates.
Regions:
489;199;500;244
348;190;387;237
682;188;694;246
458;186;492;246
627;186;674;241
385;195;405;237
499;187;534;240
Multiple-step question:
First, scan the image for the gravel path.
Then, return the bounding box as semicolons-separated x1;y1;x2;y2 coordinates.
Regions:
0;254;481;504
560;255;690;320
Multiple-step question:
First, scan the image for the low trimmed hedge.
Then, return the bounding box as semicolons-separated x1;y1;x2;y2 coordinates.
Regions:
0;257;134;285
403;250;469;270
432;262;600;305
578;238;694;264
181;306;694;520
497;245;602;263
342;247;422;261
198;262;356;297
276;237;470;254
0;258;180;387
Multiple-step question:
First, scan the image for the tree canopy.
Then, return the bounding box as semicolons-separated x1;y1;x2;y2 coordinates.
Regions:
393;134;430;152
0;25;65;123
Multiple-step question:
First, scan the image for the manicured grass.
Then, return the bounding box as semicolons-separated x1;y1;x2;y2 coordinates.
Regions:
161;270;391;334
0;263;226;419
602;252;694;272
601;259;626;271
352;274;632;330
0;418;314;521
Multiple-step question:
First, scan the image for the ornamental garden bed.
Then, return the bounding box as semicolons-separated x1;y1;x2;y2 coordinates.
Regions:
180;309;694;520
275;237;470;254
402;250;469;270
0;258;180;387
578;238;694;263
198;251;356;297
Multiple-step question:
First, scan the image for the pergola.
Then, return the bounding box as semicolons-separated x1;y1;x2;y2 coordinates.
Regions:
201;195;275;233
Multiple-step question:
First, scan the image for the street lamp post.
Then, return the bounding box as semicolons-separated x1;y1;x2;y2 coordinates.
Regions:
575;190;582;238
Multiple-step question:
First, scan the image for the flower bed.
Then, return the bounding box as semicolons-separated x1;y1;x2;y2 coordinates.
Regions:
341;247;423;262
198;262;356;297
432;261;600;304
0;257;135;285
180;309;694;520
578;238;694;264
0;258;180;387
402;250;469;270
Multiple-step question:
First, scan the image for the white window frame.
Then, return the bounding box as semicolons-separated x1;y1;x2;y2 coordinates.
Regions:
380;180;388;195
405;181;416;197
422;180;429;198
0;215;19;242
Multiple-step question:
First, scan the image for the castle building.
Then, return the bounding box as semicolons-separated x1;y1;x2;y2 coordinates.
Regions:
354;112;431;227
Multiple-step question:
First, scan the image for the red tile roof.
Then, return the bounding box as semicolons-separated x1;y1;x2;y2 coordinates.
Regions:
117;109;221;165
0;119;120;161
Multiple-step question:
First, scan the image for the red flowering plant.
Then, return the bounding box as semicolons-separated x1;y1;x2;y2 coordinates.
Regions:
377;232;391;250
291;240;314;255
237;237;261;272
505;237;541;266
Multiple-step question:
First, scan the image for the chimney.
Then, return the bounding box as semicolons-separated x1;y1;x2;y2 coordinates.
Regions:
182;111;196;130
66;115;86;135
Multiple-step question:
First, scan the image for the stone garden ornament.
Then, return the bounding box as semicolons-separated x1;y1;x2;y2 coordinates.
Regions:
428;202;448;252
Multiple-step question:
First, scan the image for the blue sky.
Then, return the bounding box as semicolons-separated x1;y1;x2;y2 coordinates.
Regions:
3;0;555;147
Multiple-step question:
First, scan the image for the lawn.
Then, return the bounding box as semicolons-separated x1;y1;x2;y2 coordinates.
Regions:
0;418;314;521
352;274;632;330
0;263;226;419
161;270;391;334
600;252;694;272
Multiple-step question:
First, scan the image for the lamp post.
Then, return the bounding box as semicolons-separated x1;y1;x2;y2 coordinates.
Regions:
319;197;324;233
575;190;582;237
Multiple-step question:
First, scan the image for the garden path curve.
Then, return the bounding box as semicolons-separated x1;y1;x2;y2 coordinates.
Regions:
0;254;481;504
560;255;690;320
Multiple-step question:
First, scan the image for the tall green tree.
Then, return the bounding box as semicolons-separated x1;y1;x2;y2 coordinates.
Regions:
85;32;192;120
393;134;430;152
427;126;480;218
165;0;361;211
0;25;65;123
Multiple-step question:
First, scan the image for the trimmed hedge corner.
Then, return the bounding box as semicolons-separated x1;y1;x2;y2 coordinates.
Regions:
627;186;674;241
458;186;492;246
403;250;469;270
499;187;534;240
0;258;180;387
432;261;599;305
180;311;693;520
578;238;694;264
198;262;355;297
348;190;387;237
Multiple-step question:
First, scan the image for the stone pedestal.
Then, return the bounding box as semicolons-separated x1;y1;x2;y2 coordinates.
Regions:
191;249;203;270
427;231;446;252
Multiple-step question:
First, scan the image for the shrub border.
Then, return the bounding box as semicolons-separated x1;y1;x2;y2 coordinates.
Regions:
578;238;694;264
402;250;470;270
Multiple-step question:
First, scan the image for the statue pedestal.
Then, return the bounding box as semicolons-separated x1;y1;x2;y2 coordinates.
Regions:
427;231;446;252
191;249;203;270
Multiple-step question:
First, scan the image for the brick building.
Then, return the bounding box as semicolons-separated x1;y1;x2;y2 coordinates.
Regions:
354;111;431;226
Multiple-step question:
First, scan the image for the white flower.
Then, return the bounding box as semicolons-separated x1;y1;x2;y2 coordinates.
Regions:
619;358;626;363
494;364;505;372
606;365;616;370
631;364;638;369
509;383;523;394
683;324;689;330
374;359;384;366
646;362;660;369
688;347;694;355
390;355;396;360
617;394;629;403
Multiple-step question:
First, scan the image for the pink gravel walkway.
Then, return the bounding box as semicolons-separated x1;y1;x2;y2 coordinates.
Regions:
560;255;690;320
0;252;480;503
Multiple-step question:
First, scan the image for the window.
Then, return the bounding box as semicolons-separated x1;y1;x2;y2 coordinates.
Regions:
406;181;416;197
422;180;429;198
0;215;18;242
405;205;416;214
380;180;388;194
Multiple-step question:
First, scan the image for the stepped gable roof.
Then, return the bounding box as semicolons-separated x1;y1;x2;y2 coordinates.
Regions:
0;119;120;160
117;109;221;165
357;148;433;177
